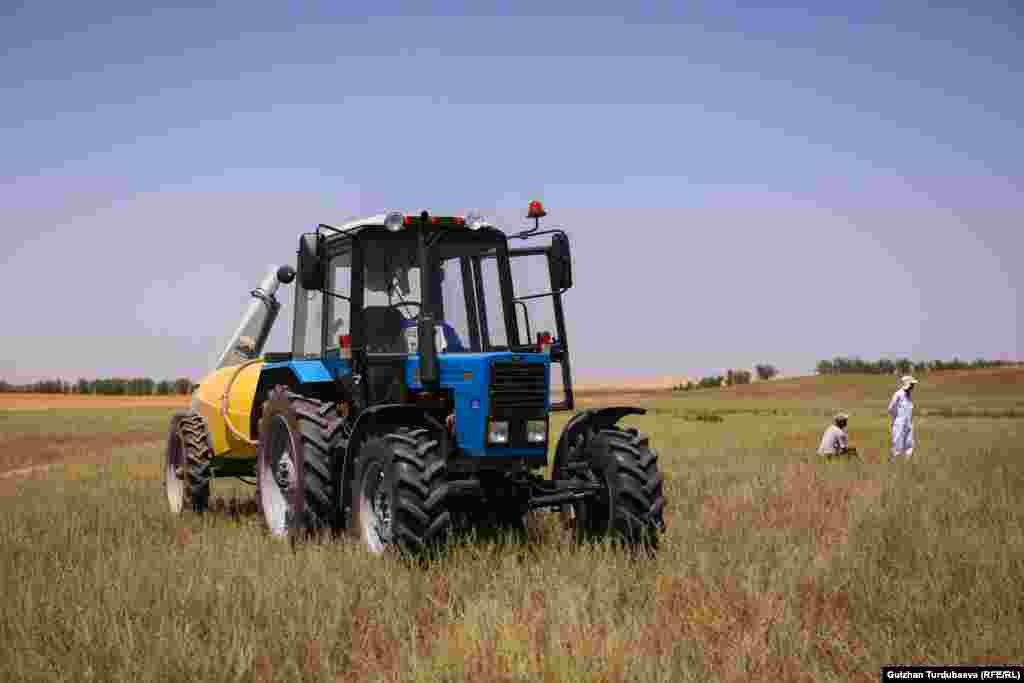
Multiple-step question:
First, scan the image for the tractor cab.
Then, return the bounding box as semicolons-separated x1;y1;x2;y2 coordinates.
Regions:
279;209;574;464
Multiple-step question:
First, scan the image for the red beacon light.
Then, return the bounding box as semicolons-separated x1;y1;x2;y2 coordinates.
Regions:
527;200;547;219
536;331;553;354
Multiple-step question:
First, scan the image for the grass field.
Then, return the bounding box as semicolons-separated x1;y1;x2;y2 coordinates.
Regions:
1;371;1022;682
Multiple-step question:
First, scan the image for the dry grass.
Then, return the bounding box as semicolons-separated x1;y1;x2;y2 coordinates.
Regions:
0;407;172;475
1;371;1022;681
0;394;190;411
701;464;884;563
0;431;164;476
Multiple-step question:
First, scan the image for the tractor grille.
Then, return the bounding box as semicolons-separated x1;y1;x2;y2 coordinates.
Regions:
489;362;547;415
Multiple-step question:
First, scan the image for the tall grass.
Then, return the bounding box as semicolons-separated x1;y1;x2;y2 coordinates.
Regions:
1;374;1022;681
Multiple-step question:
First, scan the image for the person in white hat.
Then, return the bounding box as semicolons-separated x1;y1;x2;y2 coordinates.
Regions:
888;376;918;461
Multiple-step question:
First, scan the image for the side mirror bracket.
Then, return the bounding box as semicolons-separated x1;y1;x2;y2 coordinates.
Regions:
297;233;324;291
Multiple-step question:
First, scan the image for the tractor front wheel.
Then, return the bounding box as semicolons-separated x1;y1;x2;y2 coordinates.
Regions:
566;428;666;550
256;387;341;540
164;411;213;514
351;427;451;555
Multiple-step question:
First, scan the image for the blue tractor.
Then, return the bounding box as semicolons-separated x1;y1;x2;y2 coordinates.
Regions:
177;202;666;555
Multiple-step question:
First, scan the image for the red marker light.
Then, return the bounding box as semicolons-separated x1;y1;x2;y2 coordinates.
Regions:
401;214;467;226
527;200;547;219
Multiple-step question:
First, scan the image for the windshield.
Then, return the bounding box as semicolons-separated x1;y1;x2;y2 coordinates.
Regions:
353;232;512;354
360;244;426;353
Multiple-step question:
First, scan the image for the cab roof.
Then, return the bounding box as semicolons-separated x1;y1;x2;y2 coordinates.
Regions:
320;213;506;245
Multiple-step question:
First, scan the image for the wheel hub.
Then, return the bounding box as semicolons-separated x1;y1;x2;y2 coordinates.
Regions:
275;450;296;492
260;417;297;538
165;443;185;514
372;470;392;542
359;464;392;554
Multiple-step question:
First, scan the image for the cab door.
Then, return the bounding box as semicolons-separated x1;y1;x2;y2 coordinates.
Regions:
507;241;574;411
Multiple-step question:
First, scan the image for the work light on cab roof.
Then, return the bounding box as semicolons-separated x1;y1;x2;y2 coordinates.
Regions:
465;210;489;231
384;211;404;232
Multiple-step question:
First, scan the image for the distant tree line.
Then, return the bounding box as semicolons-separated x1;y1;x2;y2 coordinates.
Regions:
672;356;1019;392
674;376;725;391
815;357;1020;376
0;377;195;395
675;367;761;391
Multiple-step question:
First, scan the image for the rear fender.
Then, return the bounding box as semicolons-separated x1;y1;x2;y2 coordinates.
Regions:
338;403;445;530
552;406;646;479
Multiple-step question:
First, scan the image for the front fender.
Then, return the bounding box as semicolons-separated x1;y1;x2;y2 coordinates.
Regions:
552;406;646;479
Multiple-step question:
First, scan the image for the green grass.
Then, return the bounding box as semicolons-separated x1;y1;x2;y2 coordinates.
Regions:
2;373;1022;682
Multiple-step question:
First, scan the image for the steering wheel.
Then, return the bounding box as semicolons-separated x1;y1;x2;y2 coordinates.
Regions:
327;301;424;345
327;301;423;337
389;301;421;319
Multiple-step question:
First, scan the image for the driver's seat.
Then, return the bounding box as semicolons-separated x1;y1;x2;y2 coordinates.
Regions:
361;306;408;353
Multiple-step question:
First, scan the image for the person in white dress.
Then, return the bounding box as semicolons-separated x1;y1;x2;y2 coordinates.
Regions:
888;376;918;461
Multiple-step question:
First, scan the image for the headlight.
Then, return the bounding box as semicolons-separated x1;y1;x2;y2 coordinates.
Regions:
487;420;509;444
526;419;547;444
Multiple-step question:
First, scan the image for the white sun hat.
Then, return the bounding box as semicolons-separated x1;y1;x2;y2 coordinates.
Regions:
900;375;919;390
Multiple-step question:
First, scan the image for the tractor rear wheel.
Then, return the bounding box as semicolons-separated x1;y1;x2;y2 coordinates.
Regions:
256;387;342;539
164;411;213;514
567;428;666;550
352;427;451;555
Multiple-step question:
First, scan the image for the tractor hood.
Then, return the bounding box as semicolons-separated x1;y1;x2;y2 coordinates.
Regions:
406;351;551;457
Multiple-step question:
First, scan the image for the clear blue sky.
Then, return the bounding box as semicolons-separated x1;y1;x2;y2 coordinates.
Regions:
2;1;1021;382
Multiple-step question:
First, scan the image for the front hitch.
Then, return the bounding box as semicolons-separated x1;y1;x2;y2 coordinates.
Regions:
523;474;603;511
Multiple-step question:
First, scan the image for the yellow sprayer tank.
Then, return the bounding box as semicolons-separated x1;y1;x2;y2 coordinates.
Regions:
190;361;265;458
